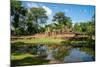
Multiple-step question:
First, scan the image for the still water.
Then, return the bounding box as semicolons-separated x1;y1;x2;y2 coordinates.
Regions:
64;48;94;63
35;45;95;63
11;43;95;66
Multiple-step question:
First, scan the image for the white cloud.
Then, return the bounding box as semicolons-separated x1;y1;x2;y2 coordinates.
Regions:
42;6;52;16
27;3;38;8
26;3;52;16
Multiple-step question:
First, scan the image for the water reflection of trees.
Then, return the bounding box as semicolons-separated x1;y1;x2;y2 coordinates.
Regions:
53;46;70;61
80;47;95;57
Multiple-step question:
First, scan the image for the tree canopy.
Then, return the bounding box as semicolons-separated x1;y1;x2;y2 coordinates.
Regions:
11;0;95;37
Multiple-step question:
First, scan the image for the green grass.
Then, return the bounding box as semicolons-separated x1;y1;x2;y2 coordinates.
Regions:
11;53;50;66
11;38;64;45
11;53;34;60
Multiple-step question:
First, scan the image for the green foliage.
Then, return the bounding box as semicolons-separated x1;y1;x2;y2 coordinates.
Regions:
11;0;28;35
11;1;95;37
11;0;48;35
53;12;72;29
73;21;95;38
54;46;69;60
61;39;95;49
30;7;48;24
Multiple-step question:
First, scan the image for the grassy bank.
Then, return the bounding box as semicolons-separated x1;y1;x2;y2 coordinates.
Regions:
11;37;95;48
11;53;50;66
11;53;34;60
61;39;95;49
11;38;64;45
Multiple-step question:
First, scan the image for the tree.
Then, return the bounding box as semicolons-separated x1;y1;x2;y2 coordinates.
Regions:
11;0;21;35
73;23;82;32
25;7;48;34
86;21;95;38
11;0;27;35
73;21;95;39
92;14;95;25
30;7;48;26
11;0;48;35
52;12;72;33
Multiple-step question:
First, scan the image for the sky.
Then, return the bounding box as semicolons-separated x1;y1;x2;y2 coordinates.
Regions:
21;1;95;24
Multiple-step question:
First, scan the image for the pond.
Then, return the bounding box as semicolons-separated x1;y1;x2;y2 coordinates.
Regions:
32;44;95;63
63;48;95;63
11;43;95;66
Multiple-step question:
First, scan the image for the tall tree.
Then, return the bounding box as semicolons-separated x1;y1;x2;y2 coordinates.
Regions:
30;7;48;26
11;0;27;35
52;12;72;33
26;12;39;34
25;7;48;34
